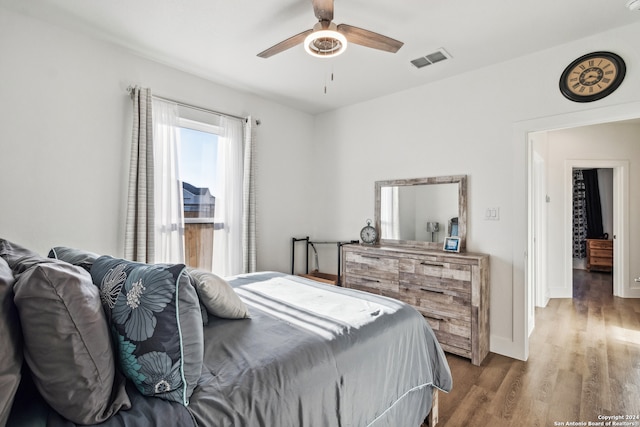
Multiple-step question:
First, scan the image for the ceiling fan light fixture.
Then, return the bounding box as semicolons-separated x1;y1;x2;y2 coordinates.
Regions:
627;0;640;10
304;29;348;58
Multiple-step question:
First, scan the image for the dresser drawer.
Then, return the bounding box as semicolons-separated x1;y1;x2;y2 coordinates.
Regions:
399;257;472;296
425;315;472;358
343;250;399;294
402;284;471;322
588;240;613;250
590;257;613;267
589;249;612;259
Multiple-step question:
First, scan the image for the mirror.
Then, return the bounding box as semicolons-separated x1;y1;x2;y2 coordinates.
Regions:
374;175;467;251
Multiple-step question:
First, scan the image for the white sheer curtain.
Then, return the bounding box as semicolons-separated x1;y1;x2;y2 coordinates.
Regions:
381;186;399;239
212;116;244;276
151;98;185;264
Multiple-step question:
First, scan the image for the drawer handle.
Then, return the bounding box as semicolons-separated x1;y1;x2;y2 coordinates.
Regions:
361;255;380;260
420;261;444;267
420;287;444;294
363;278;381;283
425;315;446;322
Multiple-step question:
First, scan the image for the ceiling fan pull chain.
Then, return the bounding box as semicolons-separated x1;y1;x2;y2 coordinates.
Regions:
324;65;337;94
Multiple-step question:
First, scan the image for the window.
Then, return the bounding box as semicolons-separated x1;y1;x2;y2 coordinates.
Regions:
178;118;221;271
149;97;247;276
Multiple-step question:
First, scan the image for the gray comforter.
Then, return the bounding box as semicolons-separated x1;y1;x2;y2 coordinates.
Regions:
39;272;451;427
188;272;452;427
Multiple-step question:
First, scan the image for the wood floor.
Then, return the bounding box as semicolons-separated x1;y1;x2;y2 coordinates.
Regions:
437;269;640;426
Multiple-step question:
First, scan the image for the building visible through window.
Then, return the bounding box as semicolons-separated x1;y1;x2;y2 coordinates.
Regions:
183;182;216;219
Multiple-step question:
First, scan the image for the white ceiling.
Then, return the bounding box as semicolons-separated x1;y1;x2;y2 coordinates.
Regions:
2;0;639;114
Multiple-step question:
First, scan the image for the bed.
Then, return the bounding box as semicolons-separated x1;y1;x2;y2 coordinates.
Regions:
1;240;452;427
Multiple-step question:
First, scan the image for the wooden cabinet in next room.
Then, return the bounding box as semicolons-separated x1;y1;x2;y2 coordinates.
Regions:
586;239;613;272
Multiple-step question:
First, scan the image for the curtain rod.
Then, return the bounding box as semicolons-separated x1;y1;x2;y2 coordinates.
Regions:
126;86;260;125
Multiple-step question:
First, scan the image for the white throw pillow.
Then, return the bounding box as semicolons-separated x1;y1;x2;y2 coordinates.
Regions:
187;268;250;319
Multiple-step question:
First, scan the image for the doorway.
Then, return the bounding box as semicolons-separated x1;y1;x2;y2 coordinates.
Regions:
570;166;615;295
528;133;629;301
563;159;627;300
571;167;613;278
516;106;640;362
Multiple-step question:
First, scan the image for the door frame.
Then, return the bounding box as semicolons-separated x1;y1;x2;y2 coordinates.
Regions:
526;149;548;338
532;152;548;308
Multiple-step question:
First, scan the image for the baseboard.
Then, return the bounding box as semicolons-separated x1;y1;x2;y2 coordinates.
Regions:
490;334;527;361
548;287;572;299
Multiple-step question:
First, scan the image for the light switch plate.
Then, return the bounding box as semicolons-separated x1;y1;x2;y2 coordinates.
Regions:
485;207;500;220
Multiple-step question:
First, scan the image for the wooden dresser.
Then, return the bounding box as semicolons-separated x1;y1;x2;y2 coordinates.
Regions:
341;244;490;366
586;239;613;272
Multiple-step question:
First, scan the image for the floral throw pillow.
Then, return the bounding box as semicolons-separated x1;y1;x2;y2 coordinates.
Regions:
91;256;203;405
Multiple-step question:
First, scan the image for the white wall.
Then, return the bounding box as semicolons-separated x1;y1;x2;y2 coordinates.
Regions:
311;23;640;359
0;7;315;273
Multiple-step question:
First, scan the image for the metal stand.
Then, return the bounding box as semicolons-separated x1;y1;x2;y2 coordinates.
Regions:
291;237;358;286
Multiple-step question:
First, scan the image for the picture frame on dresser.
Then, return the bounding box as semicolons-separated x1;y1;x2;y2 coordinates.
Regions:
443;236;460;252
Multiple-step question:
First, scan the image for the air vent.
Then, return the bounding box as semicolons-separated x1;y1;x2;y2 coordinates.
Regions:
410;48;452;69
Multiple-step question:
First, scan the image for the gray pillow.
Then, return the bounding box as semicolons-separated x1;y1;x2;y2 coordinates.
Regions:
91;256;204;405
0;257;22;427
13;260;131;424
187;267;250;319
48;246;99;272
0;238;45;276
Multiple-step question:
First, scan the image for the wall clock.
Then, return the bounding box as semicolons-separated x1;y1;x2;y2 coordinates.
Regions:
559;51;626;103
360;219;378;245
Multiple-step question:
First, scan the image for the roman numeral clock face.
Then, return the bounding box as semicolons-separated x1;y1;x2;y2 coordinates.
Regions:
560;52;626;102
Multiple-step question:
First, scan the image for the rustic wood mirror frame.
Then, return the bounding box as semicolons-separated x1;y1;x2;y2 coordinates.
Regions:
374;175;467;251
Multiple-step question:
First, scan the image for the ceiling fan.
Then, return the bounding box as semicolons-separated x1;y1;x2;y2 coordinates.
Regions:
257;0;404;59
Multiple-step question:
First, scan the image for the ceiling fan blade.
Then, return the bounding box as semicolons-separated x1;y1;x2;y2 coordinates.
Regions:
337;24;403;53
257;29;314;58
312;0;334;21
